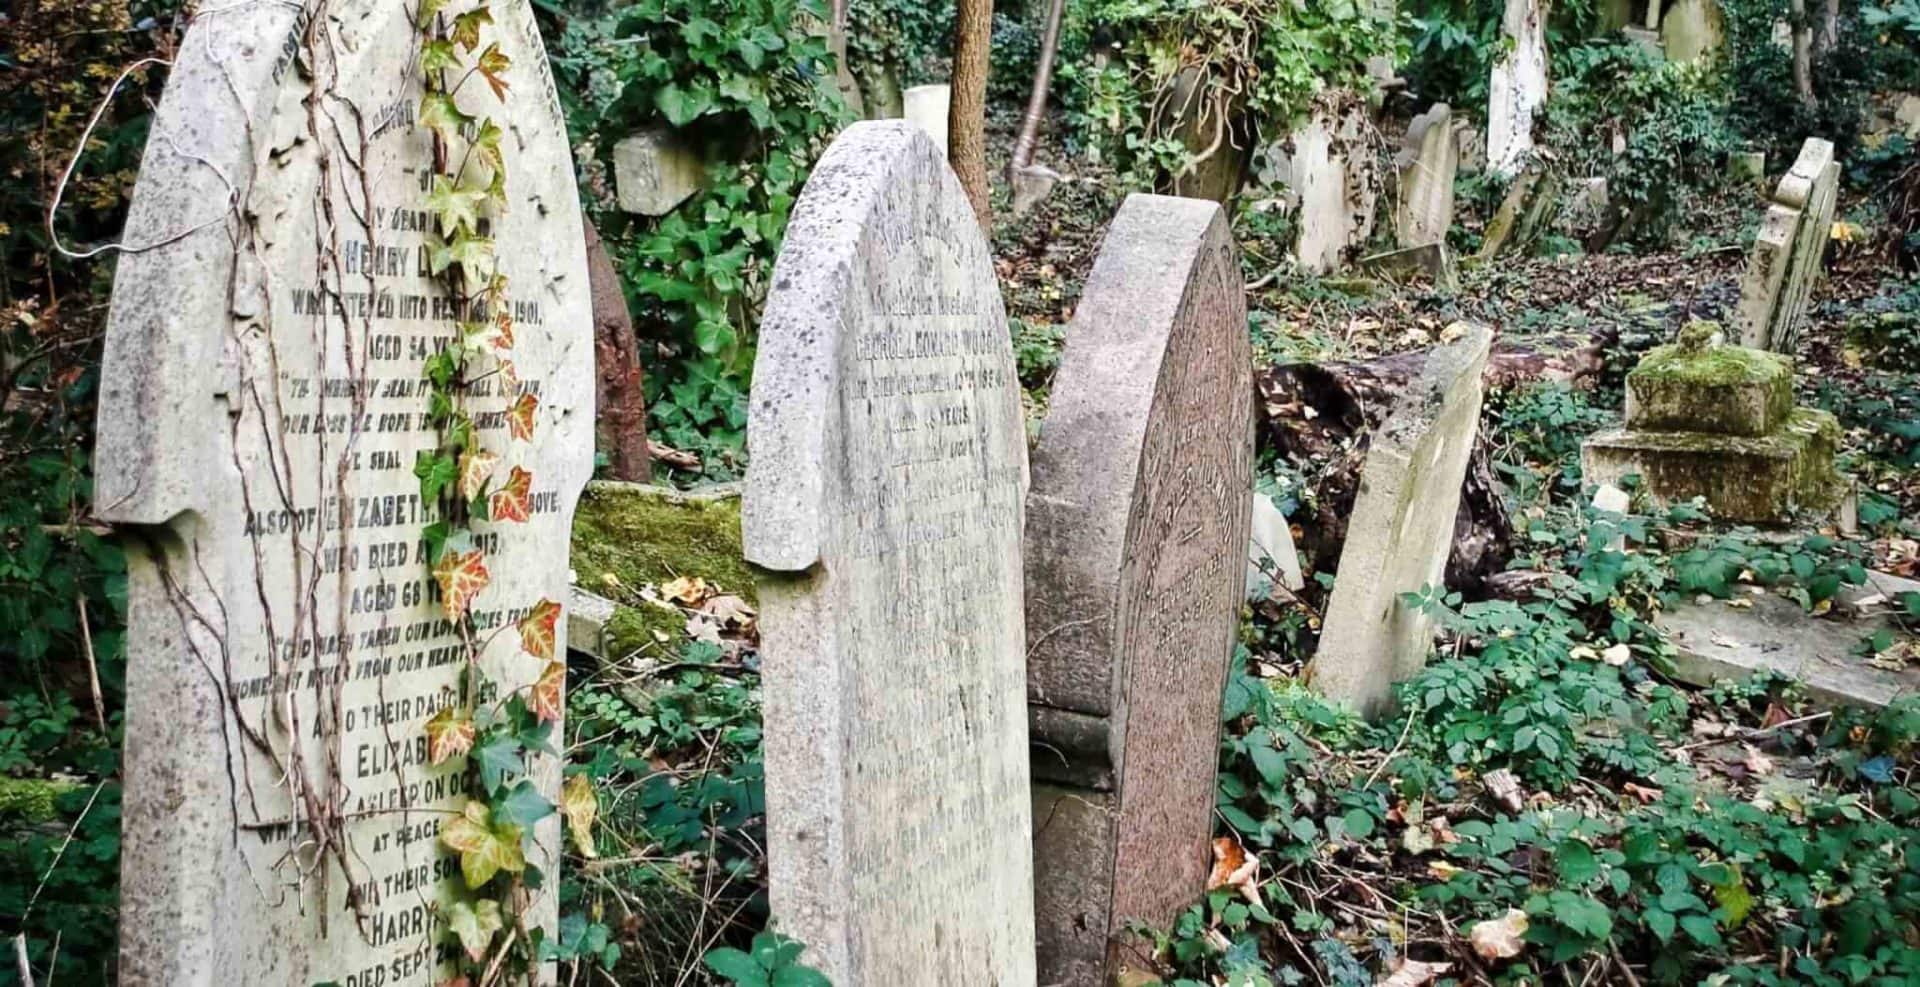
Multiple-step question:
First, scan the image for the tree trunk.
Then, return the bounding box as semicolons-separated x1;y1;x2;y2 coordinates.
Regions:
950;0;994;227
584;221;653;483
1008;0;1066;176
1791;0;1816;109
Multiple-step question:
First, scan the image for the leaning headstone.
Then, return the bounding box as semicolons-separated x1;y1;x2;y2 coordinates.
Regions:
95;3;593;983
904;83;953;156
1308;324;1493;718
1488;0;1549;177
1661;0;1726;64
743;121;1035;985
1477;156;1562;260
613;125;705;216
1024;194;1253;987
1396;103;1459;247
1735;138;1838;352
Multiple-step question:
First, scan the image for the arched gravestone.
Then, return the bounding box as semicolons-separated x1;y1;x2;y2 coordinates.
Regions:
94;2;592;983
1025;194;1254;985
744;121;1036;984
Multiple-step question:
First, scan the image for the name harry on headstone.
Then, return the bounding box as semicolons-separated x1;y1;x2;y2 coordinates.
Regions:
95;2;592;982
1025;194;1254;986
743;120;1037;985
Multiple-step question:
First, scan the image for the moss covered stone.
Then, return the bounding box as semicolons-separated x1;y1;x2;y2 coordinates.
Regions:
1626;330;1793;437
568;481;755;659
1581;409;1851;523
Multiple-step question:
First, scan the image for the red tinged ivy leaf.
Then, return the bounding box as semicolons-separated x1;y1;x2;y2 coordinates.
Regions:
434;548;491;620
506;392;537;441
489;466;533;523
450;5;492;49
457;448;499;501
529;660;565;723
477;42;512;101
489;310;514;355
424;706;476;765
518;597;561;659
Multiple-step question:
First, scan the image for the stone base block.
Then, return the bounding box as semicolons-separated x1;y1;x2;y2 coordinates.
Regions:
1580;410;1849;523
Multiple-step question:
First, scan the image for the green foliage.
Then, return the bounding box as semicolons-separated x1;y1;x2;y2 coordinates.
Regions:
1722;0;1919;168
1810;370;1920;469
1068;0;1394;190
548;0;851;480
704;929;832;986
1488;381;1615;492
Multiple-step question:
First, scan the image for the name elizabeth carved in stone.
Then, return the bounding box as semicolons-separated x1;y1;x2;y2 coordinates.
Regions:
743;121;1037;985
1025;194;1253;986
94;2;592;983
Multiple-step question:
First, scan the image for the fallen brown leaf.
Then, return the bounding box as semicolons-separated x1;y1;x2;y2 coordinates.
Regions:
1468;908;1530;960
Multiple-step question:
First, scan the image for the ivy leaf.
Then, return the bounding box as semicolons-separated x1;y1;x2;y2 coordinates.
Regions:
489;465;533;523
457;448;499;501
443;898;502;961
451;5;492;49
655;81;715;126
424;706;476;765
433;548;491;620
493;778;555;830
518;597;561;659
447;231;496;283
419;92;473;143
414;451;457;506
476;42;512;100
439;800;525;888
470;118;505;173
426;175;486;234
473;731;523;792
416;0;450;27
489;311;515;355
506;393;538;441
528;659;565;723
420;521;452;565
562;773;598;859
420;39;459;74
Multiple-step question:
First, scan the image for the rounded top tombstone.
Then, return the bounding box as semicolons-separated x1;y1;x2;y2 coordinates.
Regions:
94;1;591;983
743;120;1036;985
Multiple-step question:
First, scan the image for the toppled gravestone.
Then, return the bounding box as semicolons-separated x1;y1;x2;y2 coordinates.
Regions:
1736;137;1839;353
1307;324;1495;718
1582;323;1853;524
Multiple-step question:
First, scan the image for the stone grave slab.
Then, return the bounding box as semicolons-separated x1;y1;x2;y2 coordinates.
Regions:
1396;103;1458;247
94;2;593;982
613;126;705;216
904;83;953;156
742;120;1035;985
1658;591;1919;709
1024;194;1252;986
1309;324;1493;718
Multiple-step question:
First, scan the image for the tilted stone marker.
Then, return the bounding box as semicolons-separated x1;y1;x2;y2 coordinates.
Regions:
1285;93;1381;274
613;125;705;216
1024;195;1253;986
1488;0;1548;178
1396;103;1459;247
1582;322;1853;524
743;121;1036;985
95;2;592;982
1309;324;1492;719
1736;137;1839;353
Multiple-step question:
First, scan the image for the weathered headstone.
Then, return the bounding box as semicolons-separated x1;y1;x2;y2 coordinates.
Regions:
1396;103;1459;247
1488;0;1549;178
1661;0;1725;64
1285;93;1383;274
1024;194;1252;986
1736;138;1839;353
613;125;705;216
743;121;1035;984
1308;324;1493;718
904;83;953;156
95;2;593;982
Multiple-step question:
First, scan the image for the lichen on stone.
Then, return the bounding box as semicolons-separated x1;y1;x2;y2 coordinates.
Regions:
569;481;755;657
1632;330;1791;389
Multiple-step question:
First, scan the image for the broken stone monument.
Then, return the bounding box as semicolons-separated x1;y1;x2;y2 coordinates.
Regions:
1396;103;1459;247
1308;324;1494;718
1284;93;1382;274
1477;156;1562;260
904;83;952;156
613;125;705;216
1581;323;1853;524
1735;138;1839;353
95;3;593;982
743;121;1036;985
1025;194;1252;987
1488;0;1549;178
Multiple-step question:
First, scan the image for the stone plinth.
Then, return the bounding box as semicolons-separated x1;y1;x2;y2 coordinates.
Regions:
1581;409;1849;523
1625;330;1793;437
